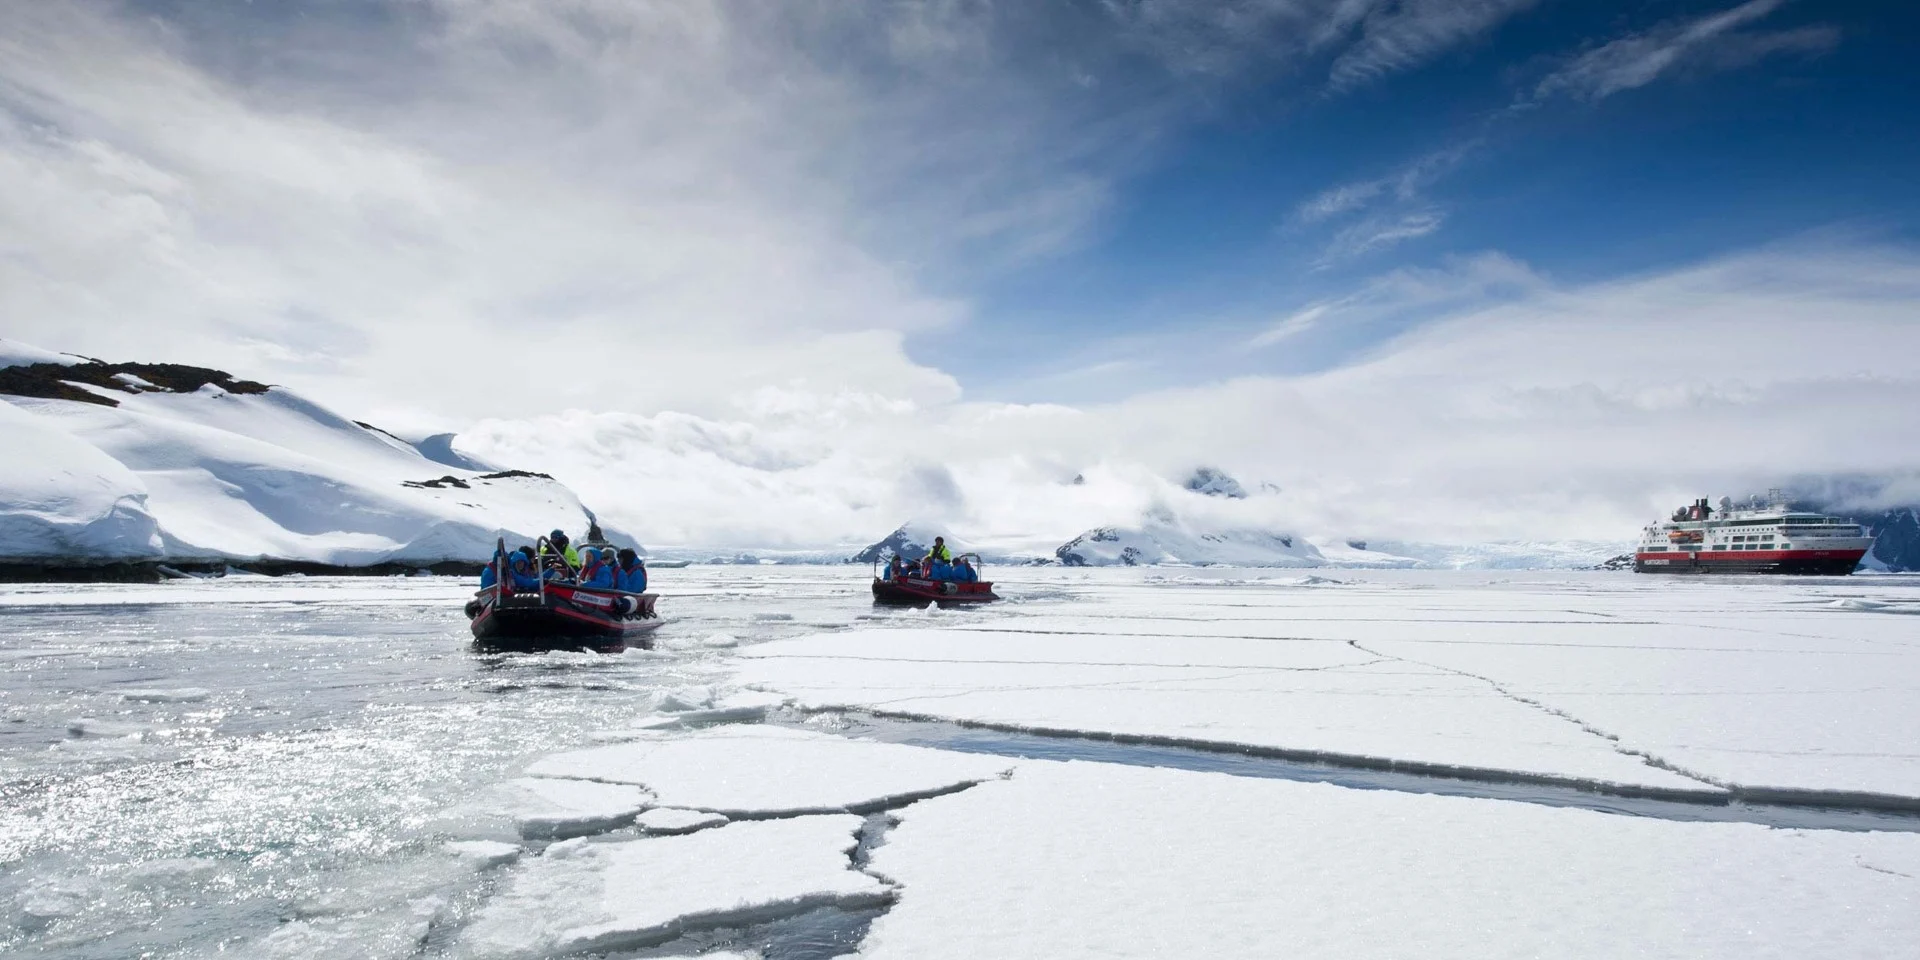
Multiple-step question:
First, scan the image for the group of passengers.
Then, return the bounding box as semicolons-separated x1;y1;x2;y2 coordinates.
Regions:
883;536;979;583
480;528;649;593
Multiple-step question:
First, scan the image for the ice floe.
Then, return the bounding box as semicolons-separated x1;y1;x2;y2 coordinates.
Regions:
736;627;1706;793
458;815;887;959
118;687;211;703
859;760;1920;960
526;725;1009;817
487;777;651;839
738;574;1920;800
636;808;730;835
445;841;523;869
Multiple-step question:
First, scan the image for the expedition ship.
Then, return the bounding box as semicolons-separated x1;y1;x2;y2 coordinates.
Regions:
1635;493;1873;575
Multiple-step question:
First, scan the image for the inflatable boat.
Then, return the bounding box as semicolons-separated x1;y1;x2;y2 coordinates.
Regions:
871;553;999;606
466;538;663;650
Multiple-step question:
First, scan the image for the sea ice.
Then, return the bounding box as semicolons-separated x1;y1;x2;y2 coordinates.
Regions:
526;725;1010;817
857;760;1920;960
487;777;651;839
118;687;212;703
736;627;1706;792
458;815;887;959
738;574;1920;799
636;808;730;835
445;841;523;868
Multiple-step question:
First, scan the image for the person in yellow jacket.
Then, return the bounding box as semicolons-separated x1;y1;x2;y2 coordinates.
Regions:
923;536;953;577
541;528;581;573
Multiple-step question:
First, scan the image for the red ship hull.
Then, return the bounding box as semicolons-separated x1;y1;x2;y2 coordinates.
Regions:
1633;549;1867;575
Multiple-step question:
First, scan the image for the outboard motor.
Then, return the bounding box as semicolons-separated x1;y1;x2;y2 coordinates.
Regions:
463;598;485;619
613;595;641;617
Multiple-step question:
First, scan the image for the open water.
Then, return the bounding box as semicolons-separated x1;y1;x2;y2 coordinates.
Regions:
0;570;921;959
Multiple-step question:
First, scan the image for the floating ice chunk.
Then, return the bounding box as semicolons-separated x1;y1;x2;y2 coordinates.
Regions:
446;840;523;869
636;808;729;835
858;760;1920;960
1831;598;1888;610
17;877;94;928
661;690;789;727
258;896;443;960
122;857;221;884
586;715;687;741
753;612;795;621
119;687;212;703
458;815;888;959
66;718;156;738
527;725;1009;817
655;632;742;651
489;777;651;839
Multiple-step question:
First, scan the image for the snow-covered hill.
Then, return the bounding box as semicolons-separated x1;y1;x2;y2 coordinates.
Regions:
1055;512;1325;567
0;340;632;571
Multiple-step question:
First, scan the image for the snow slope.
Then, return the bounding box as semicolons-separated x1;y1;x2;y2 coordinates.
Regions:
0;401;164;560
0;341;630;565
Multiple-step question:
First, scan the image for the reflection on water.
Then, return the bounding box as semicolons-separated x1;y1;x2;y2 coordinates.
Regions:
0;570;896;959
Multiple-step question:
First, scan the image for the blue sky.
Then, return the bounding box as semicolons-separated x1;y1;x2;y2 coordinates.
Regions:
924;0;1920;400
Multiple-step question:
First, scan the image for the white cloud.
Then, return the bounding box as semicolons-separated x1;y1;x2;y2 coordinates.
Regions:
0;0;1193;425
1318;209;1445;262
1325;0;1538;91
461;240;1920;550
1533;0;1838;103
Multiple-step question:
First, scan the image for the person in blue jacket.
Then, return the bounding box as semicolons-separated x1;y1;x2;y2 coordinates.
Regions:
615;548;648;593
481;551;543;590
576;547;616;589
506;553;541;589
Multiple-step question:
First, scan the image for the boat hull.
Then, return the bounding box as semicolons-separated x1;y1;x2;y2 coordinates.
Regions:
872;577;998;605
1633;549;1867;575
467;586;662;651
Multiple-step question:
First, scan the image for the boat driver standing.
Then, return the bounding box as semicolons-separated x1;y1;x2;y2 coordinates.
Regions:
541;529;581;573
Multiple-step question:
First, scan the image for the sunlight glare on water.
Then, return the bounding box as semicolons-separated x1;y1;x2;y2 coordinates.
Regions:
0;570;891;959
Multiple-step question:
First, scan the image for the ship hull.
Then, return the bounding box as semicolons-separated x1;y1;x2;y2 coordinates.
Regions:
1633;550;1866;575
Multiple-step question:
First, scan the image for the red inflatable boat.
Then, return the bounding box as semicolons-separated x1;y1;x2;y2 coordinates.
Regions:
466;538;663;650
871;553;999;606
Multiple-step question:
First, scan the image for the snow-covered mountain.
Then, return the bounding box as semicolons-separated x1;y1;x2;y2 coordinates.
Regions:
0;340;632;572
849;522;992;564
1183;467;1248;499
1056;512;1324;567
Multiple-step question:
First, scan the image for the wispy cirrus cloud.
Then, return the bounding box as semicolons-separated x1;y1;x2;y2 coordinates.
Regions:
1324;0;1539;91
1099;0;1539;91
1532;0;1839;103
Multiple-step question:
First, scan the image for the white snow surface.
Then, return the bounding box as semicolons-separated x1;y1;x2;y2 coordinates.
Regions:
0;400;164;559
0;338;82;368
458;815;886;959
0;349;626;563
525;725;1009;816
857;759;1920;960
739;570;1920;799
486;778;651;839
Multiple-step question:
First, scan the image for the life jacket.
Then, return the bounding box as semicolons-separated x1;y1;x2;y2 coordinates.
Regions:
620;563;648;593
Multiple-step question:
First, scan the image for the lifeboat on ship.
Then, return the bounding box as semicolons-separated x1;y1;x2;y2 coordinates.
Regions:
466;538;664;650
872;553;999;606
